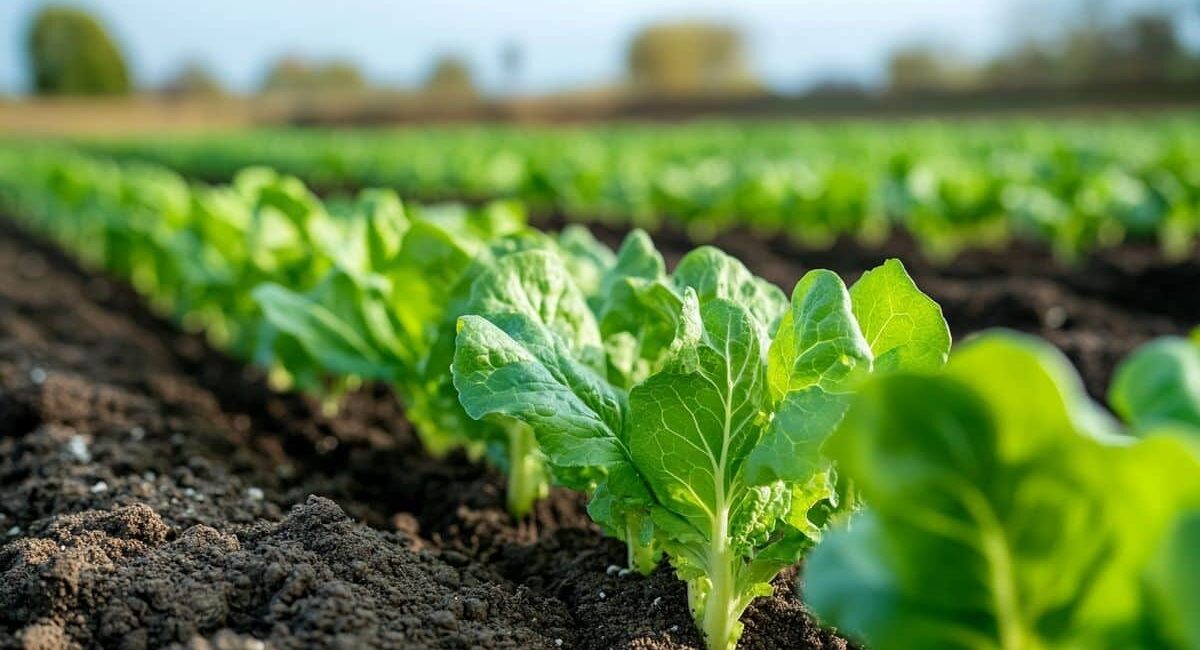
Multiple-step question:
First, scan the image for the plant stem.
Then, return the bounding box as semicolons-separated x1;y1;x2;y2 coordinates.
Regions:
505;421;545;519
625;519;660;575
701;507;739;650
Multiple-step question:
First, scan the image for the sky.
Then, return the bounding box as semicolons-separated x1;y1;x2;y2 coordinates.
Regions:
1;0;1194;95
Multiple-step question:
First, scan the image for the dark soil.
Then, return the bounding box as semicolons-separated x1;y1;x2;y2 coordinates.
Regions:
1;210;1195;649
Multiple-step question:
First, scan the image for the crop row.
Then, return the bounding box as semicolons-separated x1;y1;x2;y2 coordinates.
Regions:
77;115;1200;261
0;147;1197;650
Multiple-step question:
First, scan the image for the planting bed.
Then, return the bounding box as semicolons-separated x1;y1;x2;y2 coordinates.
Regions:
1;212;1195;649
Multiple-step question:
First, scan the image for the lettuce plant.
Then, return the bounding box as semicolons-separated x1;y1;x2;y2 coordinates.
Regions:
1109;332;1200;432
251;196;530;454
453;247;949;649
252;194;623;517
806;332;1200;650
431;225;618;516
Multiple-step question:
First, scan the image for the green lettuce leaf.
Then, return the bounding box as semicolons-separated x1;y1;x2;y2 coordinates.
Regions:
807;332;1200;650
1109;335;1200;432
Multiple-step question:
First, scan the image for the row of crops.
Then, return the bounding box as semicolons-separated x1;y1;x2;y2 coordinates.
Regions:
77;114;1200;260
1;147;1198;650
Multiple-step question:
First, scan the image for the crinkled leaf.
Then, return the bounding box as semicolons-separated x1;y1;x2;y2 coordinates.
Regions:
744;386;849;485
849;258;950;371
628;295;767;539
767;270;872;401
672;246;787;337
465;249;603;365
453;312;629;490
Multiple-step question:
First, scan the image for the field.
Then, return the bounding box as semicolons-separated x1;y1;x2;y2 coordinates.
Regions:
0;116;1198;650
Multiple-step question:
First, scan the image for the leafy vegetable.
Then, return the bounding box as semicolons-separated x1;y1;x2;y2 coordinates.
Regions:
453;250;949;649
1146;511;1200;650
79;116;1200;259
1109;334;1200;431
806;331;1200;650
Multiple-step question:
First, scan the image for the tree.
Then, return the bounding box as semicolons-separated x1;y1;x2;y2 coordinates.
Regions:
162;61;224;97
260;56;367;94
627;21;760;96
27;5;131;96
424;55;476;99
1121;14;1186;83
886;44;977;94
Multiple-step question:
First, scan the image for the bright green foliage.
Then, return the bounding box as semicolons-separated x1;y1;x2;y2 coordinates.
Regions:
453;247;949;649
1147;512;1200;650
253;197;532;453
27;6;131;95
806;332;1200;650
81;116;1200;259
1109;335;1200;432
0;145;655;519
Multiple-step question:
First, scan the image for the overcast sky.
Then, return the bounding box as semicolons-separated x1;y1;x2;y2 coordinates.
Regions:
1;0;1194;95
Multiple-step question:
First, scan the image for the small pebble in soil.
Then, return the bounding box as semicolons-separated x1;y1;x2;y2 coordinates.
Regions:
90;481;109;494
652;596;662;608
129;426;145;441
6;526;20;537
67;435;91;463
1043;305;1069;329
670;625;679;632
555;640;563;647
29;366;47;385
246;487;265;501
598;591;606;600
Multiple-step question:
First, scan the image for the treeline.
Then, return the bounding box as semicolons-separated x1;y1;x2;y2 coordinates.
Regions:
19;2;1200;104
885;10;1199;95
21;5;479;100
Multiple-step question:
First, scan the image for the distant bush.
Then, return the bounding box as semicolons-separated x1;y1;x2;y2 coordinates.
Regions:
261;56;367;95
627;21;760;97
424;56;477;100
27;5;131;96
162;61;224;98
